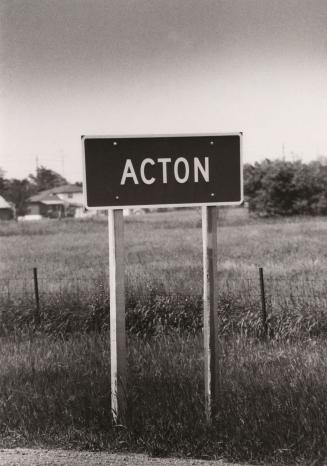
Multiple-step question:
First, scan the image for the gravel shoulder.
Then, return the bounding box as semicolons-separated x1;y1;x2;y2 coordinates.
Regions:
0;448;255;466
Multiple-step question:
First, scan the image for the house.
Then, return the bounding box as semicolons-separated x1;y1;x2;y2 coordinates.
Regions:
0;195;15;220
50;184;83;205
26;184;85;219
27;192;66;218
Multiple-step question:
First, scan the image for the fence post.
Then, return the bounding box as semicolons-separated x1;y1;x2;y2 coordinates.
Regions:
33;267;41;326
259;267;267;339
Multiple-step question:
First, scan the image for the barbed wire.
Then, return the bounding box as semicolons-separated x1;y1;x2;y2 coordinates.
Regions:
1;275;327;283
2;274;327;300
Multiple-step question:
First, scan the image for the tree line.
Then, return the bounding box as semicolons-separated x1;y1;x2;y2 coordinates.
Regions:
0;166;71;216
244;158;327;216
2;159;327;217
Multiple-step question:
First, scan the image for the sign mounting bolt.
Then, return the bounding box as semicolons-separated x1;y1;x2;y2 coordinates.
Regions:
113;141;118;146
210;141;214;145
115;195;119;199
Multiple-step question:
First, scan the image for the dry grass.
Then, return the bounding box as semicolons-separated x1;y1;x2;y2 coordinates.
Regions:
1;210;327;339
0;332;327;463
2;209;327;285
1;210;327;462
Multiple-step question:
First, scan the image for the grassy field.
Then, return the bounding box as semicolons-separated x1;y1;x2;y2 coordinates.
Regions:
1;332;327;463
1;208;327;338
1;209;327;463
3;207;327;285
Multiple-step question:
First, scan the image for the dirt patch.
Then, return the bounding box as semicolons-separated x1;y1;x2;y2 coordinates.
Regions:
0;448;254;466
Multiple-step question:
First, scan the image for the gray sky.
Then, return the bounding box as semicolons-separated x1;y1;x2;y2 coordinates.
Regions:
1;0;327;181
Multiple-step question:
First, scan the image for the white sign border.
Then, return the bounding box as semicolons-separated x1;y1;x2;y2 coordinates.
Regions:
82;132;243;210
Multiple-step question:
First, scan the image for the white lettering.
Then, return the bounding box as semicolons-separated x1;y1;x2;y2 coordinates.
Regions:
194;157;209;182
120;156;209;186
174;157;189;183
157;158;171;183
140;158;155;184
120;159;139;185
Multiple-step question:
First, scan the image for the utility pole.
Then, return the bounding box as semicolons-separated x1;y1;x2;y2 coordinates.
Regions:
282;143;285;160
61;150;65;178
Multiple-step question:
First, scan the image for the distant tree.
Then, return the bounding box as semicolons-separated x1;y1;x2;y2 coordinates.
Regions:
244;160;271;213
3;178;37;216
261;160;299;216
0;168;6;193
29;166;68;192
306;161;327;215
0;165;68;216
243;159;297;215
244;159;327;216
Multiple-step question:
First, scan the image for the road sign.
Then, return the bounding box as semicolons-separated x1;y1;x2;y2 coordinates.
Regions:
82;133;243;209
81;132;243;423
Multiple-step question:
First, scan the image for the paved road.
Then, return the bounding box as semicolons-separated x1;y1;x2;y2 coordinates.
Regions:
0;449;253;466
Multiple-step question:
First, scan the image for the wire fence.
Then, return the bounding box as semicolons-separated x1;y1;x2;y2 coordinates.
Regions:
1;269;327;304
2;276;327;303
2;270;327;301
1;267;327;338
0;274;110;302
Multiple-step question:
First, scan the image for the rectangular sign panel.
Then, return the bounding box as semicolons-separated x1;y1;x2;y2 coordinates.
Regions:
82;133;243;209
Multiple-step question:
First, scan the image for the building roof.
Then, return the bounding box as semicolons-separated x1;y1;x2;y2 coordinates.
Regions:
0;195;13;210
28;192;65;204
48;184;82;194
28;184;82;203
41;197;65;205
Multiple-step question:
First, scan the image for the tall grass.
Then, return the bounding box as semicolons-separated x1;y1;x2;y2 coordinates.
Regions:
2;276;327;339
2;210;327;285
2;211;327;339
1;332;327;463
2;211;327;462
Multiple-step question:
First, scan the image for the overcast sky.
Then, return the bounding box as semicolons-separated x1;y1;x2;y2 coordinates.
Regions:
1;0;327;181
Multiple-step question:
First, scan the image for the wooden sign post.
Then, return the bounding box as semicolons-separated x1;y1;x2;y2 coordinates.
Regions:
202;206;220;421
108;209;127;422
